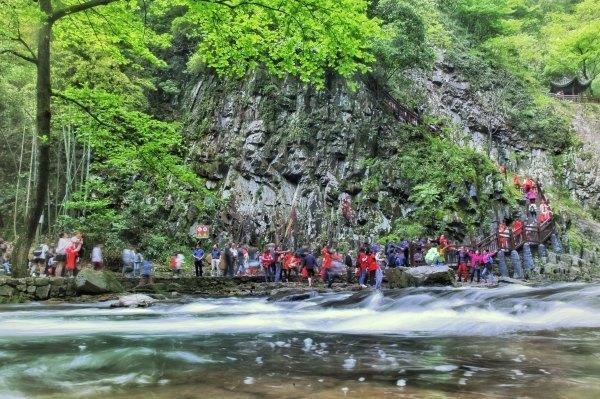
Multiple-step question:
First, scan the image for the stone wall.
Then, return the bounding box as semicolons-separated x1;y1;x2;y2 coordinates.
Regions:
0;277;76;302
542;248;600;281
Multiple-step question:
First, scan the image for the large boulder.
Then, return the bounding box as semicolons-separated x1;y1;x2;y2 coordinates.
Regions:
386;266;454;288
75;269;123;295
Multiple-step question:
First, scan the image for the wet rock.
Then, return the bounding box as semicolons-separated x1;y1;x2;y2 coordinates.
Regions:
499;277;531;285
111;294;157;308
267;288;317;302
75;269;123;295
0;285;14;297
387;266;454;288
35;285;51;300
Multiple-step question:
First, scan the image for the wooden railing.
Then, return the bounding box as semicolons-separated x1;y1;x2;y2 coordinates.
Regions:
363;74;421;125
551;94;600;104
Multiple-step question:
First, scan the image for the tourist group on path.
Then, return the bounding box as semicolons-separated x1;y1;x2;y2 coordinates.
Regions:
0;171;552;289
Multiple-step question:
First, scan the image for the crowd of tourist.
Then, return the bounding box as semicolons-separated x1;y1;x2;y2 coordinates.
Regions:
0;173;552;289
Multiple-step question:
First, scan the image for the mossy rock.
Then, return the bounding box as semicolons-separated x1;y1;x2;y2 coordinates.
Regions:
75;269;124;295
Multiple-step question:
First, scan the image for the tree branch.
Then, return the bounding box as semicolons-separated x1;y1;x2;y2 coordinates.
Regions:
51;91;113;129
0;48;37;64
50;0;120;24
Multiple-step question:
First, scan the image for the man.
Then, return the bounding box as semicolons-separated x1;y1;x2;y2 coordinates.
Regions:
193;244;205;277
303;250;317;287
224;244;235;277
121;246;135;277
133;249;144;278
210;245;221;277
345;250;354;283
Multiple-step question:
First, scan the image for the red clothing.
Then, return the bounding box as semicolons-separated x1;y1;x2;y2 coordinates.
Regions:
457;262;468;280
512;219;523;235
367;254;379;272
65;246;77;271
321;248;332;270
357;252;369;270
523;178;533;193
260;251;273;268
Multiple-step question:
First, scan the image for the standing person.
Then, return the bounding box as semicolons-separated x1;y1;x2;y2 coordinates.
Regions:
70;233;84;277
456;247;470;282
345;250;354;283
139;258;153;286
65;243;77;278
193;244;205;277
469;250;482;283
235;246;247;276
357;249;369;288
224;244;235;277
321;246;334;288
175;252;185;276
91;244;104;270
32;240;50;276
133;249;144;278
54;233;71;278
367;250;379;286
260;247;274;282
274;247;283;283
122;247;135;277
210;245;221;277
303;250;317;287
45;244;56;276
528;202;538;222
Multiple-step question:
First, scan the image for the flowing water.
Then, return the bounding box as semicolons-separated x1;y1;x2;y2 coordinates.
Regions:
1;283;600;398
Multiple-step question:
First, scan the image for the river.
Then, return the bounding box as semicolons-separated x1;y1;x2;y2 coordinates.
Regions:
1;283;599;398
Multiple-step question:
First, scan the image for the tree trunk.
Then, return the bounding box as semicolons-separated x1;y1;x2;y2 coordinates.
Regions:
11;21;52;277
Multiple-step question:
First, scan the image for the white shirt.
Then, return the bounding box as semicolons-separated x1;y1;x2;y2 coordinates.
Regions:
38;244;49;259
175;254;185;269
91;247;103;263
56;237;71;255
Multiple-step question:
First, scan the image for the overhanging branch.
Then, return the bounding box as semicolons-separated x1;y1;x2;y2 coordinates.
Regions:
51;91;113;129
50;0;120;24
0;48;37;64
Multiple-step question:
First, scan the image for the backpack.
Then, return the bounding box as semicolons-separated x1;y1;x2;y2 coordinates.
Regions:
33;245;44;258
169;256;177;270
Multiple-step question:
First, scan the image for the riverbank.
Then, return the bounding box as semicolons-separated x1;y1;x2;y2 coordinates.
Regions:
2;251;599;304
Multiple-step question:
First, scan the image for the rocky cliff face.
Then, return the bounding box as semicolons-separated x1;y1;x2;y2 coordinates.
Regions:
186;72;403;246
182;56;599;246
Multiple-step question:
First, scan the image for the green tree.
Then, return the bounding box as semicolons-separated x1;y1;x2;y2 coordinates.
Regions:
0;0;383;276
542;0;600;91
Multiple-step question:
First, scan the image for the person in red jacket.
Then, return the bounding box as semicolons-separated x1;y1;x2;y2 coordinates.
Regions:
65;244;77;278
260;249;274;282
367;251;379;286
321;246;334;287
357;250;369;287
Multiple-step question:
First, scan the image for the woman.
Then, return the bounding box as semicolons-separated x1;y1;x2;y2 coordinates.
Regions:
356;250;369;287
259;248;274;282
54;233;71;277
469;250;482;283
367;250;379;287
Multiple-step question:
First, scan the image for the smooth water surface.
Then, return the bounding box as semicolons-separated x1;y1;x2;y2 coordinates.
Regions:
1;283;600;398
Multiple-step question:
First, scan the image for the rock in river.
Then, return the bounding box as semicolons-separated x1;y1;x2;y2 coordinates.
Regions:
111;294;157;308
387;266;454;288
267;288;317;302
